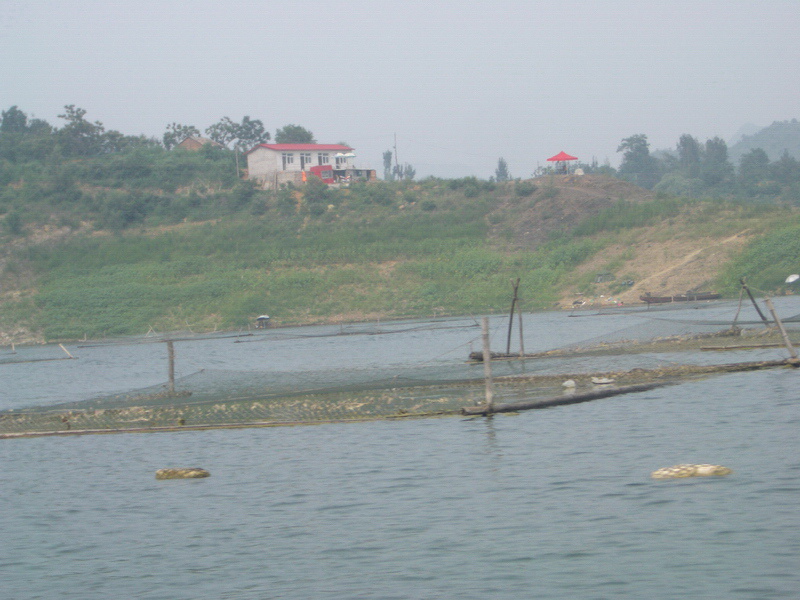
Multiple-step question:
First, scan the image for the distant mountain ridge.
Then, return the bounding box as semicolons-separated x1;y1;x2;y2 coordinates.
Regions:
728;123;761;146
729;119;800;163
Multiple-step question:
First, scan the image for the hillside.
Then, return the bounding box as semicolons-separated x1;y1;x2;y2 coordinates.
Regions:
729;119;800;163
482;175;777;307
486;175;652;248
2;174;800;345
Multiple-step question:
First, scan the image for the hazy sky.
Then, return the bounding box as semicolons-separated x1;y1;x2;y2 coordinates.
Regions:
2;1;798;178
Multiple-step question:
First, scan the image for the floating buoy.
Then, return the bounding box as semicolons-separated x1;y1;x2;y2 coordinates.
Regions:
651;464;732;479
155;468;210;480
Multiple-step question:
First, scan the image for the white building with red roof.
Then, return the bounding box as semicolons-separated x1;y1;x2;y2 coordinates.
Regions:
245;143;375;189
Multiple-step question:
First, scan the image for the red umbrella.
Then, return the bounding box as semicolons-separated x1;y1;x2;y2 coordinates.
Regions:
546;151;578;162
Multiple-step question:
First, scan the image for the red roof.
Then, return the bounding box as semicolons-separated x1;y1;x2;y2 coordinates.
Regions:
246;143;353;155
546;151;578;162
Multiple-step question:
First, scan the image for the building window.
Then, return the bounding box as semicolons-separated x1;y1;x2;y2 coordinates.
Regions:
281;153;294;170
335;155;346;168
300;153;312;169
317;153;329;165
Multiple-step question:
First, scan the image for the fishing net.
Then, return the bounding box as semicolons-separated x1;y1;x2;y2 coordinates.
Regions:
3;300;799;437
552;300;800;357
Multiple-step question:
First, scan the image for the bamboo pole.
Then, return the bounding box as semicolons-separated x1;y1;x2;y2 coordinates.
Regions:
517;306;525;360
481;317;494;414
764;297;799;361
167;340;176;394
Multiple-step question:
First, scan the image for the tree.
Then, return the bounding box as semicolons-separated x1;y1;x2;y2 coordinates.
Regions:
770;150;800;185
303;173;333;214
393;163;416;180
676;134;702;177
495;157;511;182
701;136;733;186
275;124;315;144
102;131;159;154
1;106;28;134
57;105;106;156
205;117;238;148
235;116;269;150
163;122;200;150
383;150;394;181
738;148;770;188
617;134;660;188
27;118;54;135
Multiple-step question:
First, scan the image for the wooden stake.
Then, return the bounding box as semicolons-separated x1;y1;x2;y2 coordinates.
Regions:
517;306;525;360
764;297;799;361
741;278;770;327
506;278;520;354
59;344;74;359
481;317;494;414
167;340;176;394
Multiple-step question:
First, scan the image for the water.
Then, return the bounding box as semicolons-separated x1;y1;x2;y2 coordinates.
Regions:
5;297;799;411
2;304;799;599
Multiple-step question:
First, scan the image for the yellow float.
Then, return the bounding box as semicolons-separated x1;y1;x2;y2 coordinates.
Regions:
651;464;732;479
155;468;210;480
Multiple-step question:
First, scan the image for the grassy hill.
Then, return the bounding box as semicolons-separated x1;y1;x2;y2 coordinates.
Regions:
3;170;800;344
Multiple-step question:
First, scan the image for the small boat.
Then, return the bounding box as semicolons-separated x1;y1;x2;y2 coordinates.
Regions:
640;292;720;304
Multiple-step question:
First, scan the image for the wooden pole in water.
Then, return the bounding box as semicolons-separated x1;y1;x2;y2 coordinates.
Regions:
517;305;525;360
462;382;668;416
764;297;799;361
506;278;521;355
167;340;176;394
740;278;770;327
481;317;494;414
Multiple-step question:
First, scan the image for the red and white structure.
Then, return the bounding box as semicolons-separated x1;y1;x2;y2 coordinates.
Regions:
546;151;579;174
245;143;375;189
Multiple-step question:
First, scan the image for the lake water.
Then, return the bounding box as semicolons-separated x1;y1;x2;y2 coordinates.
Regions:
2;302;799;599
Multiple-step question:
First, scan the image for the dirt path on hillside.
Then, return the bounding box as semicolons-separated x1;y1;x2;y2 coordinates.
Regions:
559;227;753;308
625;229;751;298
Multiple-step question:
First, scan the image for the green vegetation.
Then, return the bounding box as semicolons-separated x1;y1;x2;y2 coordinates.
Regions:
3;105;800;342
612;123;800;202
719;215;800;296
19;199;606;339
572;198;685;236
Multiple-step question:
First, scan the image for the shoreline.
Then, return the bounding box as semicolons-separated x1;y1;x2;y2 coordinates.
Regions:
1;297;700;351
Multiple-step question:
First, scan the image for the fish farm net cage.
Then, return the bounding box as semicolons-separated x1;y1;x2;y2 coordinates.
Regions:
3;302;800;437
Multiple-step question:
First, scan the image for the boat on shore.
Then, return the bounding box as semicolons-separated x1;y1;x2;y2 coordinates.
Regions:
640;291;720;304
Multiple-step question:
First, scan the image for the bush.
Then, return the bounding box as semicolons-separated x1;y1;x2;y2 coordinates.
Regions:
515;181;537;197
463;184;480;198
421;200;437;211
4;210;23;235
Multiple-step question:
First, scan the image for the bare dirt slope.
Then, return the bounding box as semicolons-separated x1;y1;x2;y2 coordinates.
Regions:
559;228;753;308
486;174;758;308
489;174;652;248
